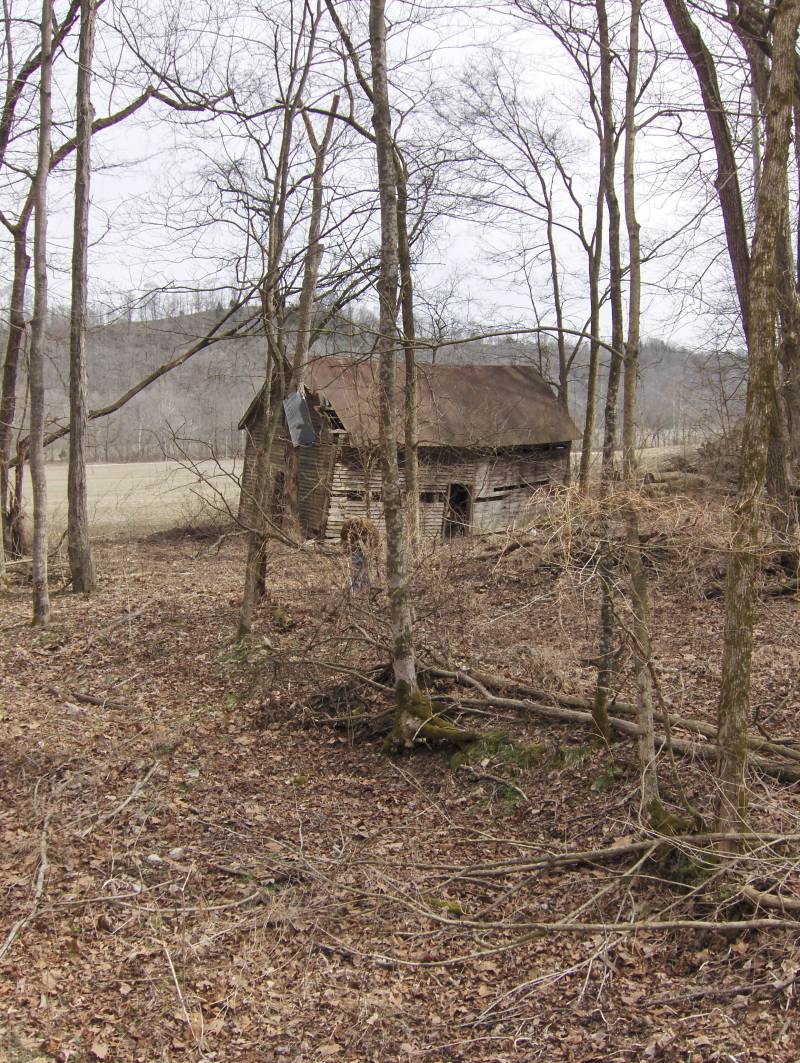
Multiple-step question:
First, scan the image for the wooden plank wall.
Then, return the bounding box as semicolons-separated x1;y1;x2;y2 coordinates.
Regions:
239;403;569;540
325;444;570;540
237;420;266;526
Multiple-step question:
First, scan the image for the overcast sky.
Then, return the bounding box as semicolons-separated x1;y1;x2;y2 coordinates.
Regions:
4;0;745;350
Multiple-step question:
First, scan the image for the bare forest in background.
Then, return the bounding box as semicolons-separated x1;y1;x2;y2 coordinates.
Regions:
0;302;722;463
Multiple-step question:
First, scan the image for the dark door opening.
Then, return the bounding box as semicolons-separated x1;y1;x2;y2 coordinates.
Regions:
443;483;472;538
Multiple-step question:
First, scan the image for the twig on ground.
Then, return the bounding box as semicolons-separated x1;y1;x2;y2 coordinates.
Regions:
0;812;50;962
79;761;161;837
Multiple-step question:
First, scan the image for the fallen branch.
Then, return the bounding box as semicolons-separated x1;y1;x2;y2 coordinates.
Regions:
458;765;529;803
0;813;50;962
742;884;800;913
44;685;138;713
79;761;161;838
424;665;800;781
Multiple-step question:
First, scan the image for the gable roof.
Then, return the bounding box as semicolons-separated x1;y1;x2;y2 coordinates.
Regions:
241;356;579;448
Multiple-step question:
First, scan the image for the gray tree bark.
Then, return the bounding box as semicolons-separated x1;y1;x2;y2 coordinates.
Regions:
621;0;659;811
67;0;97;594
592;0;624;741
369;0;420;742
716;0;800;839
29;0;53;626
283;98;338;537
396;157;420;550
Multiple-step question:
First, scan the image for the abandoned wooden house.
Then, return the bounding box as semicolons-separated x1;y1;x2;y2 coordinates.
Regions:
238;357;579;540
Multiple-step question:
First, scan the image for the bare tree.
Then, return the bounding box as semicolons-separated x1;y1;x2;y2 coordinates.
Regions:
716;0;800;839
368;0;420;742
591;0;625;742
283;96;340;534
67;0;98;593
28;0;53;625
621;0;658;810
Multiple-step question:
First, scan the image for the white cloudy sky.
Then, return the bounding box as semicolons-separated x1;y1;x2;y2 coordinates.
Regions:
6;0;746;348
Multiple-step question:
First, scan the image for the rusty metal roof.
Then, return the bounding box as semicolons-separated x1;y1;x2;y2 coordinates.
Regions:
241;357;579;447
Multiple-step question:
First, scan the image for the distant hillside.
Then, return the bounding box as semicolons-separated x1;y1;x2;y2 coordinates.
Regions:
0;308;719;463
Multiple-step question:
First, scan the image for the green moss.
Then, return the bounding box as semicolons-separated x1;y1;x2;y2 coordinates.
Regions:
591;762;626;792
450;733;545;772
646;799;695;837
387;684;478;751
548;743;592;770
271;605;293;630
422;894;465;916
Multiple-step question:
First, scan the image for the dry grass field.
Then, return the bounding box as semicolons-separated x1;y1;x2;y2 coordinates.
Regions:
21;460;242;536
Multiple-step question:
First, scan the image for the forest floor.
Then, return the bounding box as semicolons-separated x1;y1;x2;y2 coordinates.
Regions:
1;499;799;1062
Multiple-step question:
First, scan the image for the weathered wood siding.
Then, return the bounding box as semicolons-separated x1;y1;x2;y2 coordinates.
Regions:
237;419;266;527
295;440;339;538
239;399;570;539
324;444;570;539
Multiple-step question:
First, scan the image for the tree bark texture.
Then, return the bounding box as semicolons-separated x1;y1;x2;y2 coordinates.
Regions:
716;0;800;839
396;158;420;550
67;0;97;594
0;221;31;576
283;99;339;535
578;165;605;492
29;0;53;625
621;0;659;810
593;0;624;741
369;0;419;741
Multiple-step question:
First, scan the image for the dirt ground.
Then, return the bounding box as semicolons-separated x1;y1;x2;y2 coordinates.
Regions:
1;509;799;1062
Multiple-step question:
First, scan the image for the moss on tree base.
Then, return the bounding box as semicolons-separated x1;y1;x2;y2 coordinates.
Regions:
386;682;478;752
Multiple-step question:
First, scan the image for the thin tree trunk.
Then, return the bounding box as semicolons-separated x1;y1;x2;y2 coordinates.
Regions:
717;0;800;840
369;0;419;742
579;182;605;492
29;0;53;626
237;9;319;633
396;157;420;549
593;0;625;741
283;98;339;535
0;219;32;561
621;0;659;811
67;0;97;593
238;370;284;638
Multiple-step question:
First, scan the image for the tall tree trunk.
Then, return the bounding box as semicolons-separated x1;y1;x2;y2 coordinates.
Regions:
238;368;284;638
283;99;339;536
621;0;659;810
396;157;420;549
29;0;53;626
578;182;605;492
369;0;419;741
0;219;32;562
717;0;800;839
67;0;97;593
593;0;625;741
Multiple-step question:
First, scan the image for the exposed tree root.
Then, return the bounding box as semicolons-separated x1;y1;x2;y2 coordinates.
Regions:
387;684;478;752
